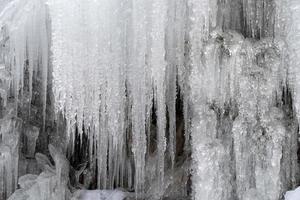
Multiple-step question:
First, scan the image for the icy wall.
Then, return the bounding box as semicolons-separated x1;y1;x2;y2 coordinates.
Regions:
0;0;300;200
48;0;189;197
0;0;50;199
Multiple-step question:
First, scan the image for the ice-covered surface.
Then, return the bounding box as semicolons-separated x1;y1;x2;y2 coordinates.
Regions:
0;0;50;198
189;0;299;200
0;116;22;199
23;126;39;158
285;187;300;200
288;0;300;123
47;0;176;195
0;0;49;124
1;0;300;199
8;145;71;200
72;190;125;200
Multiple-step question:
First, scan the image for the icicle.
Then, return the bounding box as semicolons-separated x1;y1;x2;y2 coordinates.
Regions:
24;126;39;158
190;103;233;200
165;0;186;168
174;0;190;154
149;0;168;190
188;1;220;199
38;2;49;131
48;0;181;196
128;0;148;193
0;117;21;199
49;0;129;190
0;0;49;113
0;1;50;198
286;0;300;122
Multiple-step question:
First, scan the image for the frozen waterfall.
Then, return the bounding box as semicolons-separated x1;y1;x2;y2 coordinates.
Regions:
0;0;300;200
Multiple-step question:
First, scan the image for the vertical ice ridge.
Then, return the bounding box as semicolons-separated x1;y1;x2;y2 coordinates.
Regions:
49;0;174;196
287;0;300;123
149;0;168;191
188;1;297;200
128;0;148;193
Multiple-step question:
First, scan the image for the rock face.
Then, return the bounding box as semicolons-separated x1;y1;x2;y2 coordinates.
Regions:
0;0;300;200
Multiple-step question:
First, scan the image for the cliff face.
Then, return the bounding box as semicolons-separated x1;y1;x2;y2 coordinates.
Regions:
0;0;300;200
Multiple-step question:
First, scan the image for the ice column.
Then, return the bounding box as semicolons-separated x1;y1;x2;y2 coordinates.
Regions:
127;0;149;193
23;126;39;158
0;118;21;199
149;0;167;190
49;0;172;195
287;0;300;122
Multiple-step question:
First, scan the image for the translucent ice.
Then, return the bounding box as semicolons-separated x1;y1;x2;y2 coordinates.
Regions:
48;0;170;195
0;117;21;199
0;0;49;120
23;126;39;158
18;174;38;189
8;144;71;200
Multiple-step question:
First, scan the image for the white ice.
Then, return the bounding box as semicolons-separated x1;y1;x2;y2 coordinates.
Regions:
285;187;300;200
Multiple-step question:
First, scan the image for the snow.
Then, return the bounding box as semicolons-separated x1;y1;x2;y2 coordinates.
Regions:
285;187;300;200
72;190;125;200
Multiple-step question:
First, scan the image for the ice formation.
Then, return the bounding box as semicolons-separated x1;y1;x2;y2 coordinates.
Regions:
0;0;49;199
48;0;173;194
8;145;70;200
0;118;21;199
188;0;300;199
72;190;125;200
0;0;300;200
285;187;300;200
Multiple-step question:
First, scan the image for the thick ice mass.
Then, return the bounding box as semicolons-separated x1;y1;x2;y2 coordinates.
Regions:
48;0;172;194
285;187;300;200
1;0;300;199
